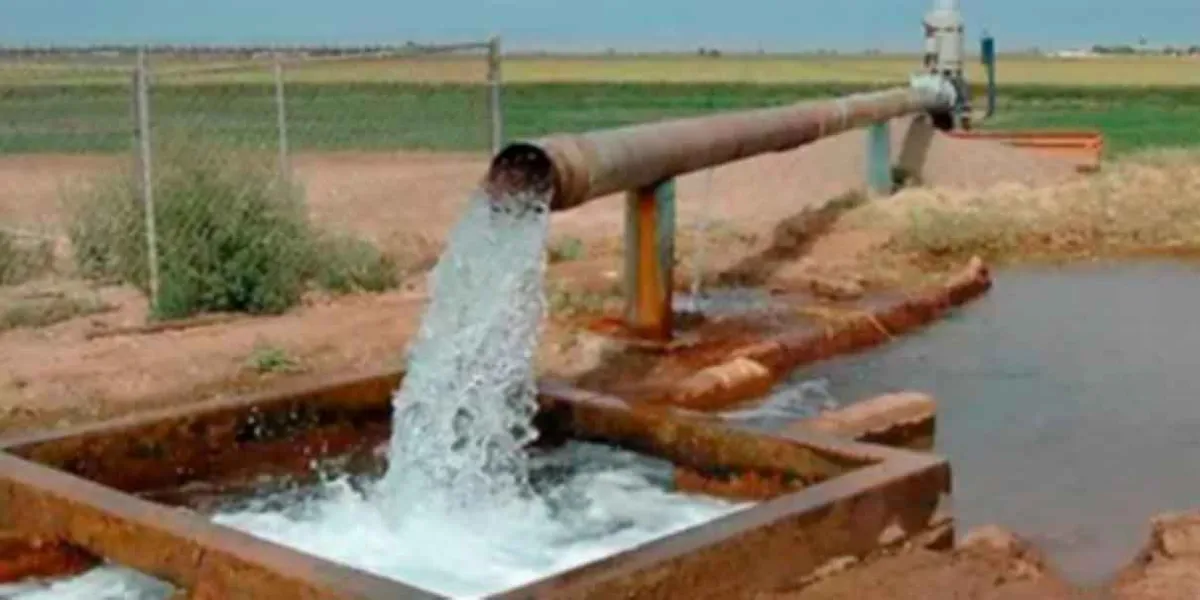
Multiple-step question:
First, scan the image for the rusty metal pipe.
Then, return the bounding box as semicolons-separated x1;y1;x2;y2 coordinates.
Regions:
486;76;957;210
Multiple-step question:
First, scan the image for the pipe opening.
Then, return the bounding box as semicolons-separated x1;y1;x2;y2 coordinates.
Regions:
485;142;556;216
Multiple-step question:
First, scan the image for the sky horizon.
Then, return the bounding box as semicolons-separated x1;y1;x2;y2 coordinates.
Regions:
3;1;1197;52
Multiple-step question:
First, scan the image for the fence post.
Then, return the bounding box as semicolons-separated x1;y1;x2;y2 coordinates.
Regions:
134;47;161;310
273;54;291;180
487;36;504;155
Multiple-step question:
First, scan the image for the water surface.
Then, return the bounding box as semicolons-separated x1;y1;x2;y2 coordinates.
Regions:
732;261;1200;584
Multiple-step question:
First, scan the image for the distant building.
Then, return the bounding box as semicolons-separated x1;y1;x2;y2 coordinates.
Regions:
1048;48;1100;59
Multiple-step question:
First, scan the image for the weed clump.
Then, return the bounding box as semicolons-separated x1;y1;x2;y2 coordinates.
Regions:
0;231;54;285
245;342;302;374
0;295;111;332
64;140;398;320
313;233;400;294
852;150;1200;264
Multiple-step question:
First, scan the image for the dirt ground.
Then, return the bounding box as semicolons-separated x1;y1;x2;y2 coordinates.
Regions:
0;117;1083;432
784;526;1088;600
787;516;1200;600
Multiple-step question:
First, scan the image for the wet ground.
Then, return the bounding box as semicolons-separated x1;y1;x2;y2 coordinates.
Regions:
739;260;1200;585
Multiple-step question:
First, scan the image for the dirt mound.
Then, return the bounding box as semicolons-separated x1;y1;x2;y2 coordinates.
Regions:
845;149;1200;265
1112;511;1200;599
780;526;1085;600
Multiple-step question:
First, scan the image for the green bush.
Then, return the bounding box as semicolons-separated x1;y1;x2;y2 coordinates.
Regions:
65;139;398;320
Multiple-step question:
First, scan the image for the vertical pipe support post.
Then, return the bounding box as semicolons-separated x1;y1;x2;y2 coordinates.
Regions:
623;179;677;341
866;120;893;196
981;34;997;118
487;36;504;155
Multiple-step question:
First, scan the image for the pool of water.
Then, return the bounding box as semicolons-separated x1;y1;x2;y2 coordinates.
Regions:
673;287;788;317
216;441;746;597
729;261;1200;585
2;442;747;599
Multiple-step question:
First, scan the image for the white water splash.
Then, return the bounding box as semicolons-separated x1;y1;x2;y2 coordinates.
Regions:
0;566;173;599
214;443;746;597
379;191;551;518
2;442;747;600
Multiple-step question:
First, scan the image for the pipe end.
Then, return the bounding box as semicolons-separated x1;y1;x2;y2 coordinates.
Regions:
484;142;555;216
482;140;556;216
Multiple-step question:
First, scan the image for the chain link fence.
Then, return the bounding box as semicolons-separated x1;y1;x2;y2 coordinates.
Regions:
0;42;501;321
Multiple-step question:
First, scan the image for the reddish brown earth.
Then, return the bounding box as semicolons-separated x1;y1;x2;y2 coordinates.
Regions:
783;516;1200;600
0;123;1080;433
782;526;1090;599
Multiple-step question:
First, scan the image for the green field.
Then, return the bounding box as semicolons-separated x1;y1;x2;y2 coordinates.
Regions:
2;80;1198;156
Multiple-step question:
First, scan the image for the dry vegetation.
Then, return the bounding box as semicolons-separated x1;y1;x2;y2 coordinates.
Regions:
847;150;1200;266
5;53;1200;86
502;54;1200;86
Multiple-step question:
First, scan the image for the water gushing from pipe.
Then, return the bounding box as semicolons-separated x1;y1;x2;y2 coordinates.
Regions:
379;189;552;518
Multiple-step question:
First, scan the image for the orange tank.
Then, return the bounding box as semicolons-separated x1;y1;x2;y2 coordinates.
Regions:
948;129;1105;172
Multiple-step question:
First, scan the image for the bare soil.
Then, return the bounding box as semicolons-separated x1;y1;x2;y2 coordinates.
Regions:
0;121;1083;433
778;519;1200;600
783;526;1088;600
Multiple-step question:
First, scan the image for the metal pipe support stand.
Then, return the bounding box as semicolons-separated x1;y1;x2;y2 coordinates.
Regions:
866;121;893;195
624;179;677;341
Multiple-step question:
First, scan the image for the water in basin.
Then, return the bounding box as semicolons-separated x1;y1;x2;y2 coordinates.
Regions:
728;261;1200;584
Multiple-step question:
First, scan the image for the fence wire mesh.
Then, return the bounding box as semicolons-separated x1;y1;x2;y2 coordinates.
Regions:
0;43;498;322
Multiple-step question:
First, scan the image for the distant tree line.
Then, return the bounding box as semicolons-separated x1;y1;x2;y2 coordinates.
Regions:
1090;44;1200;56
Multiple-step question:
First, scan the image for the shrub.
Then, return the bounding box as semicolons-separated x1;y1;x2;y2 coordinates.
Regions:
0;295;112;332
65;139;398;320
65;173;146;285
0;230;55;285
312;233;400;294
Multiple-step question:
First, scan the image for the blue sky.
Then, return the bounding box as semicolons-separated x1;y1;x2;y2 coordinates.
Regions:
2;0;1197;51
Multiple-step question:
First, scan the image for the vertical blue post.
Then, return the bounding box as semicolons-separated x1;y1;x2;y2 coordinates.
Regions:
624;179;676;341
866;121;893;195
981;34;997;118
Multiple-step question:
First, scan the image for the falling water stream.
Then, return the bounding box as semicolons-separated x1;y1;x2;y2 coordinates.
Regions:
379;191;553;517
2;191;747;599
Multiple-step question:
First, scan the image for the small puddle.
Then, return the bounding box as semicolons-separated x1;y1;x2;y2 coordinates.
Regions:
673;287;790;318
735;260;1200;585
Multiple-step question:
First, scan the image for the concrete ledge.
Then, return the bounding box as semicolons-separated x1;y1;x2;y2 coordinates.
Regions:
666;257;991;411
671;357;775;412
0;372;952;599
792;392;937;452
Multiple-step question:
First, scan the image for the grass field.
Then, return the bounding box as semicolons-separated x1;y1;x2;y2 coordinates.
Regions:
2;53;1199;155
